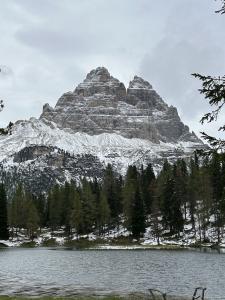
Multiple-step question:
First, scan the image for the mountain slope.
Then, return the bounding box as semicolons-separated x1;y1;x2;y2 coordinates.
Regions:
0;67;205;194
40;67;200;144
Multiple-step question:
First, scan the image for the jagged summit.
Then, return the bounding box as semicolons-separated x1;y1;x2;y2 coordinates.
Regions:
74;67;126;98
82;66;111;82
40;66;200;144
129;75;153;90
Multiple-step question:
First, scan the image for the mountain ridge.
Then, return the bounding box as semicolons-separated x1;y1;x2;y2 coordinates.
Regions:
0;67;205;194
40;67;200;144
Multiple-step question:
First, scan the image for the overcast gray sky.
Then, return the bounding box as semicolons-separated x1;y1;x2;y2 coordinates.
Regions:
0;0;225;138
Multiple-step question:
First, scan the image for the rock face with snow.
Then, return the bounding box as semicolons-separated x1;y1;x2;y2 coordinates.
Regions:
1;144;104;196
40;67;200;144
0;67;205;195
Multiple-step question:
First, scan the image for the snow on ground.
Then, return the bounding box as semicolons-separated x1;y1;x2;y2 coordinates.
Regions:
1;218;225;249
0;118;200;174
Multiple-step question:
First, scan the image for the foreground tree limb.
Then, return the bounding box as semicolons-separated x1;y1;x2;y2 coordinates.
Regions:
216;0;225;14
192;74;225;151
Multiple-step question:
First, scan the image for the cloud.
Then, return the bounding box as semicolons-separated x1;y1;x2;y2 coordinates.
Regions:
138;0;225;137
0;0;224;140
0;65;13;77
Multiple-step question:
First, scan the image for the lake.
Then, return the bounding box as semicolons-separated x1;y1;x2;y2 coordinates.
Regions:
0;248;224;299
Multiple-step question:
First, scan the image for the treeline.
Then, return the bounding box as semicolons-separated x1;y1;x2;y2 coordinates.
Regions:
1;152;225;244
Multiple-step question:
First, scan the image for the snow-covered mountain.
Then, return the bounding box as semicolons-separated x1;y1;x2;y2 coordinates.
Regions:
41;67;200;144
0;67;205;194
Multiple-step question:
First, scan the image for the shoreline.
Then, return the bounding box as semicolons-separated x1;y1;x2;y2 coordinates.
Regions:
0;238;224;251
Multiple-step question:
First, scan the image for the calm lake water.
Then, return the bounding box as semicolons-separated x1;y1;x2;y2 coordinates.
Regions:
0;248;224;299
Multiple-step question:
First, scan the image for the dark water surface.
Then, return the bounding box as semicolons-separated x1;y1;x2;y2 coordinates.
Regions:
0;248;224;299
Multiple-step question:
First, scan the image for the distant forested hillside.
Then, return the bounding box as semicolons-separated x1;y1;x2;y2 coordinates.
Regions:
1;152;225;246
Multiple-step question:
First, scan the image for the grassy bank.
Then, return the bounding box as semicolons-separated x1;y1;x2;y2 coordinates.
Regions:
24;237;189;250
0;236;210;250
2;230;221;250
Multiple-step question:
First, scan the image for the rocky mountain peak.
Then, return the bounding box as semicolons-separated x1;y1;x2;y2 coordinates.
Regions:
40;67;203;145
74;66;126;98
85;66;110;82
42;103;54;114
0;66;206;194
129;75;153;90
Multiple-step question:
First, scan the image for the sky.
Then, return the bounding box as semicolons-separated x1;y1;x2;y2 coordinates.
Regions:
0;0;225;139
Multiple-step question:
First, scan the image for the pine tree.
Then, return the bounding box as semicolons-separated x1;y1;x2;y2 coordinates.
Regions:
33;194;47;227
175;159;188;220
131;187;145;239
151;197;162;245
69;188;83;238
122;165;139;229
156;160;172;227
188;154;200;231
98;190;110;235
197;157;213;242
161;175;174;233
0;184;9;240
140;164;155;215
210;152;224;243
9;184;26;236
114;175;123;217
62;182;74;235
24;193;40;240
171;164;184;235
102;164;120;226
80;178;96;233
47;185;62;231
160;162;184;235
220;154;225;224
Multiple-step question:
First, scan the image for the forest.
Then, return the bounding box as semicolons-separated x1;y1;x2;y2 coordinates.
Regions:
1;151;225;245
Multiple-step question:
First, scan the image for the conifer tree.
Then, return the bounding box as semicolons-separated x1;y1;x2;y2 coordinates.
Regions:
188;154;200;230
33;194;47;227
161;175;174;233
219;155;225;222
131;187;145;239
47;185;62;230
62;182;74;235
210;152;224;243
69;188;83;238
102;164;120;225
0;183;9;240
160;162;183;235
156;160;172;221
9;184;26;235
175;159;188;220
98;190;110;235
171;164;184;235
140;164;155;215
24;193;40;240
123;165;139;229
197;157;213;241
81;178;96;233
151;197;162;245
114;175;123;217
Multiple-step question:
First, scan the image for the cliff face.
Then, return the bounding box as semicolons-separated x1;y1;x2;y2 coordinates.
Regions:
0;67;205;195
40;67;200;144
1;144;104;197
